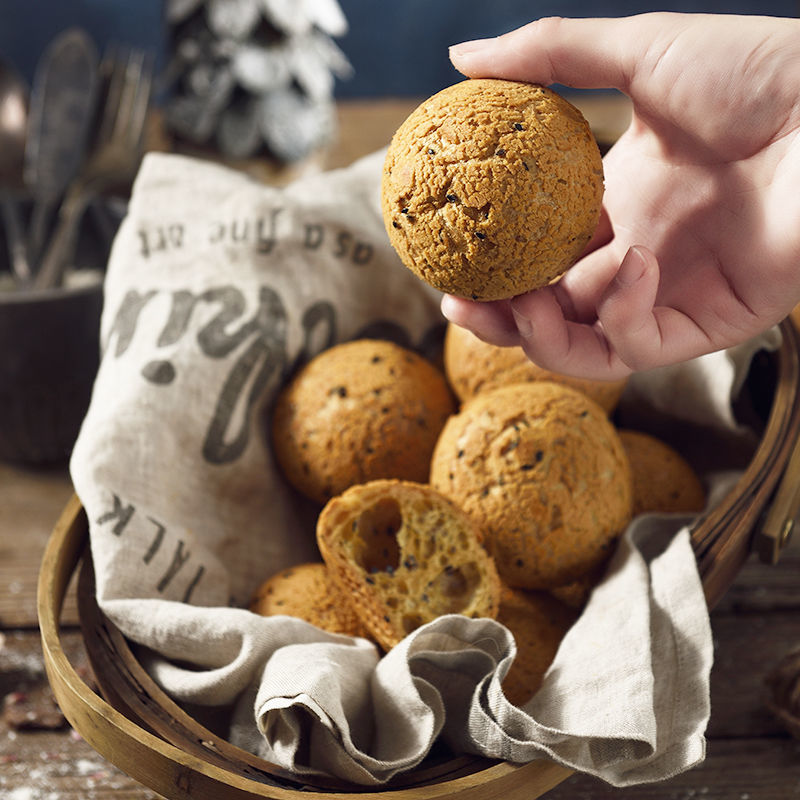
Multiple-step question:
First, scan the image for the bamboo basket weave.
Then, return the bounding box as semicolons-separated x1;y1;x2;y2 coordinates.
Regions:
38;317;800;800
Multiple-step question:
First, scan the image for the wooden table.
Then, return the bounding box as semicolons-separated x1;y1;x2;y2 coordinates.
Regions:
3;97;800;799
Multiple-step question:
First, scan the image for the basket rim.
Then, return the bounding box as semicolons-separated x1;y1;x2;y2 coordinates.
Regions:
690;318;800;606
38;494;574;800
37;318;800;799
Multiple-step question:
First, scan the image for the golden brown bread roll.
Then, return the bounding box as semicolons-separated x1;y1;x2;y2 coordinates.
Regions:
443;321;627;414
497;585;577;706
430;382;633;590
249;562;371;639
271;339;455;505
381;78;604;301
548;566;607;612
618;429;706;515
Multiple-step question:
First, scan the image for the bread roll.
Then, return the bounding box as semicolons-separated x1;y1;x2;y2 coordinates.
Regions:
249;562;370;639
430;382;633;590
443;321;627;414
317;479;501;650
381;78;604;301
271;339;454;505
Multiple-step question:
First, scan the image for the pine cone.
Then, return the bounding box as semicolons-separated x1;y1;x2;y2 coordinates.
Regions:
162;0;352;163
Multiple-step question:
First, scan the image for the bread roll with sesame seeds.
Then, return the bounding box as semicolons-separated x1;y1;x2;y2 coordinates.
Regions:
270;339;455;505
249;562;371;639
497;584;577;706
618;429;706;516
443;321;627;414
316;479;501;651
548;565;606;611
381;78;604;301
429;381;633;590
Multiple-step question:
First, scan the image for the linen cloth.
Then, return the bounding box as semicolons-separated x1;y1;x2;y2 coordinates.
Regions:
70;149;779;787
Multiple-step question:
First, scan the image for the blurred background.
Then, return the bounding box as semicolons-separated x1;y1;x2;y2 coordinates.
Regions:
0;0;798;99
0;0;797;465
334;0;800;97
1;0;798;167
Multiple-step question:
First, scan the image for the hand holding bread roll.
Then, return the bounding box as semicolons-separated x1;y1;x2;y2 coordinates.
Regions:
443;14;800;380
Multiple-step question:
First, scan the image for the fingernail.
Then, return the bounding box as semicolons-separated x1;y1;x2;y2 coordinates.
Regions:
512;307;533;339
616;245;649;288
449;38;495;59
440;293;458;322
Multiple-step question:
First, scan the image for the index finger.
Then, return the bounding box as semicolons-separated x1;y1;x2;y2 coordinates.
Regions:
449;15;649;92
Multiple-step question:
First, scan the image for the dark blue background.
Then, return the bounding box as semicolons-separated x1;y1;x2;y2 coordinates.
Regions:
0;0;797;98
334;0;800;96
0;0;164;86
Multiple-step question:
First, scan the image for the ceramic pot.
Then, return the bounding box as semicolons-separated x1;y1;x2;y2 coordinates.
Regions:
0;278;103;463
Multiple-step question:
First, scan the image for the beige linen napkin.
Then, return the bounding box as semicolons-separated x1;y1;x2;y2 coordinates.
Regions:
71;148;778;787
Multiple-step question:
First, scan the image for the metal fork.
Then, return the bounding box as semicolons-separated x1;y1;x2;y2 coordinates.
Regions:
32;44;154;290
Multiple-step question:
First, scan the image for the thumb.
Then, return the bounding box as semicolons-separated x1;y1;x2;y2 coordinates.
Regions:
596;244;710;371
449;15;648;91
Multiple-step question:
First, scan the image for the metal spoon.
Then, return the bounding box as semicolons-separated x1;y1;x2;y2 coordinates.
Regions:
24;28;99;272
0;60;31;284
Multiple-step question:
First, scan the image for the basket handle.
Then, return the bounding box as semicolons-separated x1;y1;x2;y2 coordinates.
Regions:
756;432;800;564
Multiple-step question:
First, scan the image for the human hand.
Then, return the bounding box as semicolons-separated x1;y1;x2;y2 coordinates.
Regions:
442;13;800;379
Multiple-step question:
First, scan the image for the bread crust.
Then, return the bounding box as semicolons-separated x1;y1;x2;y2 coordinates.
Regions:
430;382;633;590
381;79;604;301
249;562;371;638
497;585;577;706
618;429;706;515
443;321;627;413
271;339;455;505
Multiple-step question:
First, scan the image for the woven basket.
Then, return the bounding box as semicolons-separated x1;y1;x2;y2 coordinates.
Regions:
38;317;800;800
